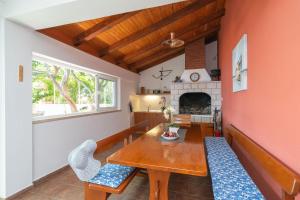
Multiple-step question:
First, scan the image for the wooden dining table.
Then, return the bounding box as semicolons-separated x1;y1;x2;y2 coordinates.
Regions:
107;123;208;200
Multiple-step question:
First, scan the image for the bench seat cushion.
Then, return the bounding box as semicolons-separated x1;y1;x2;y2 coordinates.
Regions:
205;136;238;160
205;137;264;200
88;163;135;188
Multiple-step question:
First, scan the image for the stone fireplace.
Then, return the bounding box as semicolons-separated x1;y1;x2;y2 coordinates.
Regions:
171;81;221;123
179;92;211;115
169;39;221;122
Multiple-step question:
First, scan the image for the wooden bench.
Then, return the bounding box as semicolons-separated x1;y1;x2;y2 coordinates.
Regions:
173;114;192;127
95;120;149;154
85;120;149;200
205;125;300;200
84;169;138;200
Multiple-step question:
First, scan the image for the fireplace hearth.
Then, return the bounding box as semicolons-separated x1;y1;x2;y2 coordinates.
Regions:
179;93;211;115
171;81;221;123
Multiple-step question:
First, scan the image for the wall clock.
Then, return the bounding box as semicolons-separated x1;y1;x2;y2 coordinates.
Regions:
190;72;200;82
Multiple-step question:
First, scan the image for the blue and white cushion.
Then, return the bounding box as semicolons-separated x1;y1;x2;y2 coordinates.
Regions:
88;163;135;188
205;137;238;161
205;137;265;200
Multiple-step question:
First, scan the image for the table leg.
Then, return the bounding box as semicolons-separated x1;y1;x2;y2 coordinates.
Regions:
147;169;171;200
84;183;108;200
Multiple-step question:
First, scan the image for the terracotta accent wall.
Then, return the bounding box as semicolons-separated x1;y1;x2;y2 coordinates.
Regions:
219;0;300;199
185;39;205;69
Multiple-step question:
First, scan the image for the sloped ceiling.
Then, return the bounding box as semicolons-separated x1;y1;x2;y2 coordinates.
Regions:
2;0;182;29
39;0;225;73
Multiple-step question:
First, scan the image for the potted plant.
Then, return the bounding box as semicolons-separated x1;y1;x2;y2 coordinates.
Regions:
163;105;175;122
168;123;180;133
159;96;166;112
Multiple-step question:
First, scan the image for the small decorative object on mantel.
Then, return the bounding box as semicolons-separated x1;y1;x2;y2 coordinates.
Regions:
232;34;248;92
210;69;221;81
152;66;172;80
174;76;182;83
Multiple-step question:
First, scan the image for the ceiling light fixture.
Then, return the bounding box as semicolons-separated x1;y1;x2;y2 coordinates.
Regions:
162;32;185;48
161;1;185;49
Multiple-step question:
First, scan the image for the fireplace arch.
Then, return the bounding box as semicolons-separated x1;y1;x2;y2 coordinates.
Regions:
179;92;211;115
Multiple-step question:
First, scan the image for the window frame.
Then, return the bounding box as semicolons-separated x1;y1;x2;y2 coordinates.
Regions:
96;74;120;112
32;53;121;122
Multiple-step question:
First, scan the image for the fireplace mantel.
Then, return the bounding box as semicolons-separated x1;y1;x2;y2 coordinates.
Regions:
171;81;222;123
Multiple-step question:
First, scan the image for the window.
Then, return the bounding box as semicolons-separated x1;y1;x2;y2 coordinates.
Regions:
32;54;119;119
98;78;117;108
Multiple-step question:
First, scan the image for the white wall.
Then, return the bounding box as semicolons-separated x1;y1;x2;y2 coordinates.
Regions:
0;17;6;199
139;54;185;91
4;20;33;197
131;94;171;111
139;41;218;91
2;20;138;198
33;79;136;180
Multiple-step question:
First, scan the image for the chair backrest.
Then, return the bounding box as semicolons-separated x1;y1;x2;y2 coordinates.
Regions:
68;140;101;181
225;125;300;200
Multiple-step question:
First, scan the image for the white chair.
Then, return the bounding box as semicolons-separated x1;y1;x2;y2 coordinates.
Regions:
68;140;137;200
68;140;101;181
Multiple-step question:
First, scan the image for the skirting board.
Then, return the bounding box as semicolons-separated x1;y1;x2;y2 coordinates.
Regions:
2;165;70;200
1;185;33;200
33;165;70;185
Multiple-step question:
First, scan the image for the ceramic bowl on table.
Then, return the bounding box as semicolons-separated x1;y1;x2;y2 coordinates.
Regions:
161;131;179;140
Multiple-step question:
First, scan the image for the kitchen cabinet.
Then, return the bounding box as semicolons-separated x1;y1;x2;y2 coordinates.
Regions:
134;112;168;129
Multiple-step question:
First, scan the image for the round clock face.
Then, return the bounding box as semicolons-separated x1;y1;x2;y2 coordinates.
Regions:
190;72;200;82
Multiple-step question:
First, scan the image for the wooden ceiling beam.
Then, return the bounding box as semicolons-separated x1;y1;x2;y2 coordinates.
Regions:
98;0;216;56
130;25;220;70
74;11;138;46
137;49;185;73
118;9;225;64
130;47;183;69
39;29;132;71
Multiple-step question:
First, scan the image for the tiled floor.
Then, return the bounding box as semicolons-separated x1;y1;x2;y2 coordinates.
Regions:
12;141;214;200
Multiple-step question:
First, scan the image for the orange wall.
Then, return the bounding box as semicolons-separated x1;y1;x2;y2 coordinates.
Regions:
219;0;300;199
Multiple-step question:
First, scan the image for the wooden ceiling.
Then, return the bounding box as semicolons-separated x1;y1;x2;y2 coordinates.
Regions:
38;0;225;73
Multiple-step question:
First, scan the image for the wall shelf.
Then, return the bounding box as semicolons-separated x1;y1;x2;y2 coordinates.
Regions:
135;93;171;96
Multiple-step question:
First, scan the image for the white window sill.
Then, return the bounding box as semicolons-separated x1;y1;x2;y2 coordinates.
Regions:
32;109;122;124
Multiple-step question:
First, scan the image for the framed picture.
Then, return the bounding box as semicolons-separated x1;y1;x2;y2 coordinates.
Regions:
232;34;248;92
